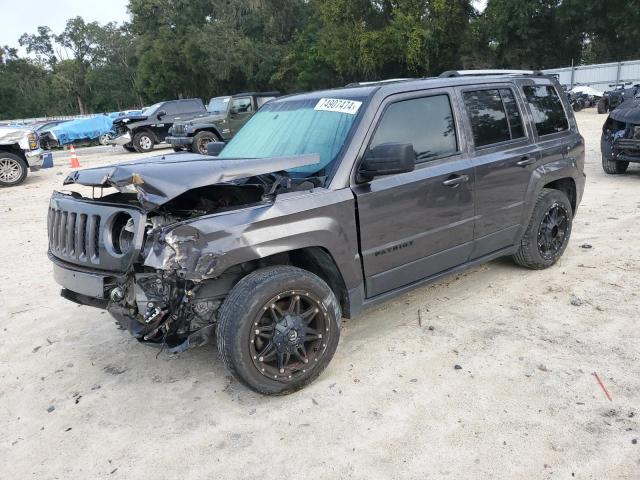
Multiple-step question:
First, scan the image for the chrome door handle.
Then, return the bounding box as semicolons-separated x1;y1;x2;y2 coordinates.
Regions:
442;174;470;187
517;156;536;166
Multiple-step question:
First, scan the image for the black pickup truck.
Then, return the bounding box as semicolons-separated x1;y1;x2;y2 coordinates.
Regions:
110;99;207;153
166;92;279;154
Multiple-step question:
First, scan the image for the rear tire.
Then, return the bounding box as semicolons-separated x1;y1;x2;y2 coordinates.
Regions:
513;188;573;270
191;131;218;155
133;131;155;153
0;153;28;187
602;154;629;174
216;266;341;395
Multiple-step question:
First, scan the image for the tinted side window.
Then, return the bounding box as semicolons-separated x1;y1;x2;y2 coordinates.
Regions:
522;85;569;136
231;97;253;114
463;89;510;146
369;95;457;163
163;102;177;115
500;88;525;139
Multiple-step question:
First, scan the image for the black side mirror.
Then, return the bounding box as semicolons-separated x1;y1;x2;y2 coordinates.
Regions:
358;143;415;182
156;110;167;120
206;141;226;156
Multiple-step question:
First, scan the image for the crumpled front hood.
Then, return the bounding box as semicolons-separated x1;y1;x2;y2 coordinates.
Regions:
609;100;640;124
62;153;320;211
0;126;31;143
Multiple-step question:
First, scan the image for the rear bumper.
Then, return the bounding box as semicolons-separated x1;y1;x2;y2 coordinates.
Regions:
26;148;44;171
166;135;193;147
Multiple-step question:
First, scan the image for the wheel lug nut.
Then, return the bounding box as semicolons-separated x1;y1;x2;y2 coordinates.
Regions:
259;356;264;362
279;368;284;373
304;359;308;364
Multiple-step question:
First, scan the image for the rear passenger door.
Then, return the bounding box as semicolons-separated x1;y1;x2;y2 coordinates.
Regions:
353;90;475;298
459;86;537;258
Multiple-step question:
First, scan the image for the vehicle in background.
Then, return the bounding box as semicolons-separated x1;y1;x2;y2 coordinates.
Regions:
110;99;207;153
0;126;44;187
567;86;602;112
48;71;585;394
167;92;280;155
601;99;640;174
598;83;640;114
38;115;114;150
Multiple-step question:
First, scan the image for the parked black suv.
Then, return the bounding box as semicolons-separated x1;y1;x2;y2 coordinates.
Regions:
166;92;279;155
110;99;207;153
48;71;585;394
601;98;640;174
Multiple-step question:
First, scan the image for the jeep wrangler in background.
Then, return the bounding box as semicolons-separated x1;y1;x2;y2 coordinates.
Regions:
167;92;279;155
0;126;44;187
48;71;585;394
110;98;207;153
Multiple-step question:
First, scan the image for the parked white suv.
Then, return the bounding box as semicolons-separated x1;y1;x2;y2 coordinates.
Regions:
0;126;44;187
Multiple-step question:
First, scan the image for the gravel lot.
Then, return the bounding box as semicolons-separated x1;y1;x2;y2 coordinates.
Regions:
2;111;639;479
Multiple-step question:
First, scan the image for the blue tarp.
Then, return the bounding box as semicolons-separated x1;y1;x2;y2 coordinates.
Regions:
49;115;114;145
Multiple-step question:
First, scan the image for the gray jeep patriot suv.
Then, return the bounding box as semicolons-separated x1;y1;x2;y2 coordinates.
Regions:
48;71;585;394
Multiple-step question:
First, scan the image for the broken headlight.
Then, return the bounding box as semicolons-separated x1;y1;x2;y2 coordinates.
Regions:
111;212;135;255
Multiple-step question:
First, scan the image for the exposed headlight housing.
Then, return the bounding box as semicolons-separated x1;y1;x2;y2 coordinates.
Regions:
111;212;135;255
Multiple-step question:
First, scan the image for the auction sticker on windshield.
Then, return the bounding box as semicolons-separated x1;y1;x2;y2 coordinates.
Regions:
314;98;362;115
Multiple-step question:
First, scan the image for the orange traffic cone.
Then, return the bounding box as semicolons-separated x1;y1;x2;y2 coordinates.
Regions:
69;145;81;168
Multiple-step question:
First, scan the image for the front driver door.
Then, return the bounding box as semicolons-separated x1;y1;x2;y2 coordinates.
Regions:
228;97;254;135
352;90;475;298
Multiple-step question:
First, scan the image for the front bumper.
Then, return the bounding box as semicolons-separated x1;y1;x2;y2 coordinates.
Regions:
108;132;132;146
50;254;125;301
26;148;44;171
612;138;640;163
166;135;193;147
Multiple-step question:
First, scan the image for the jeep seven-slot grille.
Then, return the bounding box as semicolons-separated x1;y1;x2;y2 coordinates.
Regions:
172;124;186;135
48;207;101;263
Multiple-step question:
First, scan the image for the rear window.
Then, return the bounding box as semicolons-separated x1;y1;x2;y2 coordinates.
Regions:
463;88;526;147
522;85;569;136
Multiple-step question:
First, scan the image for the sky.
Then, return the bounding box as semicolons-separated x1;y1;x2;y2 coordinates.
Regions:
0;0;130;50
0;0;487;51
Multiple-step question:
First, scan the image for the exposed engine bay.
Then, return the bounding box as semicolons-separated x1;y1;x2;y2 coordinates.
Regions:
50;153;322;353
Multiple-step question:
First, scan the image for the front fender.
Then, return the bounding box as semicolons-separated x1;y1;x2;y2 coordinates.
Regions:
143;188;363;289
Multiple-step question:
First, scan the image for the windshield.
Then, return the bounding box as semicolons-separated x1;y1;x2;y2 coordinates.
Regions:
208;96;231;114
218;96;364;176
143;102;163;116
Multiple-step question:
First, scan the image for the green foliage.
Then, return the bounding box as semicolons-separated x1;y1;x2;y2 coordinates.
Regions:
1;0;639;119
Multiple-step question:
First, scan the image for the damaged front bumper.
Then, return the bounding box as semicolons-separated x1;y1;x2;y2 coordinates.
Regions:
108;132;132;146
26;148;44;171
610;138;640;163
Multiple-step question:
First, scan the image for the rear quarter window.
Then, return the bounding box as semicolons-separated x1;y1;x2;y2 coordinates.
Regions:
522;85;569;136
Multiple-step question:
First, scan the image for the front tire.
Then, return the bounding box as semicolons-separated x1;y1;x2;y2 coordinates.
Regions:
191;131;218;155
602;154;629;174
216;266;341;395
513;188;573;270
133;131;155;153
0;153;28;187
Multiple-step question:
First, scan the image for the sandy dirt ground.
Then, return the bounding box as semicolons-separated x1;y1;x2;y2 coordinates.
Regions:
1;112;640;479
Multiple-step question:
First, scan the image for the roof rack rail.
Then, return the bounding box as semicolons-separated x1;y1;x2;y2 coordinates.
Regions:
345;78;414;87
439;69;543;78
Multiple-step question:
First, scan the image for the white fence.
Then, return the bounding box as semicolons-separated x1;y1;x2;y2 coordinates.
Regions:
543;60;640;90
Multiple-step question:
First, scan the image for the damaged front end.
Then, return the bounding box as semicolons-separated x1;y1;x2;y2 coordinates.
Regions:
49;153;320;353
602;101;640;164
